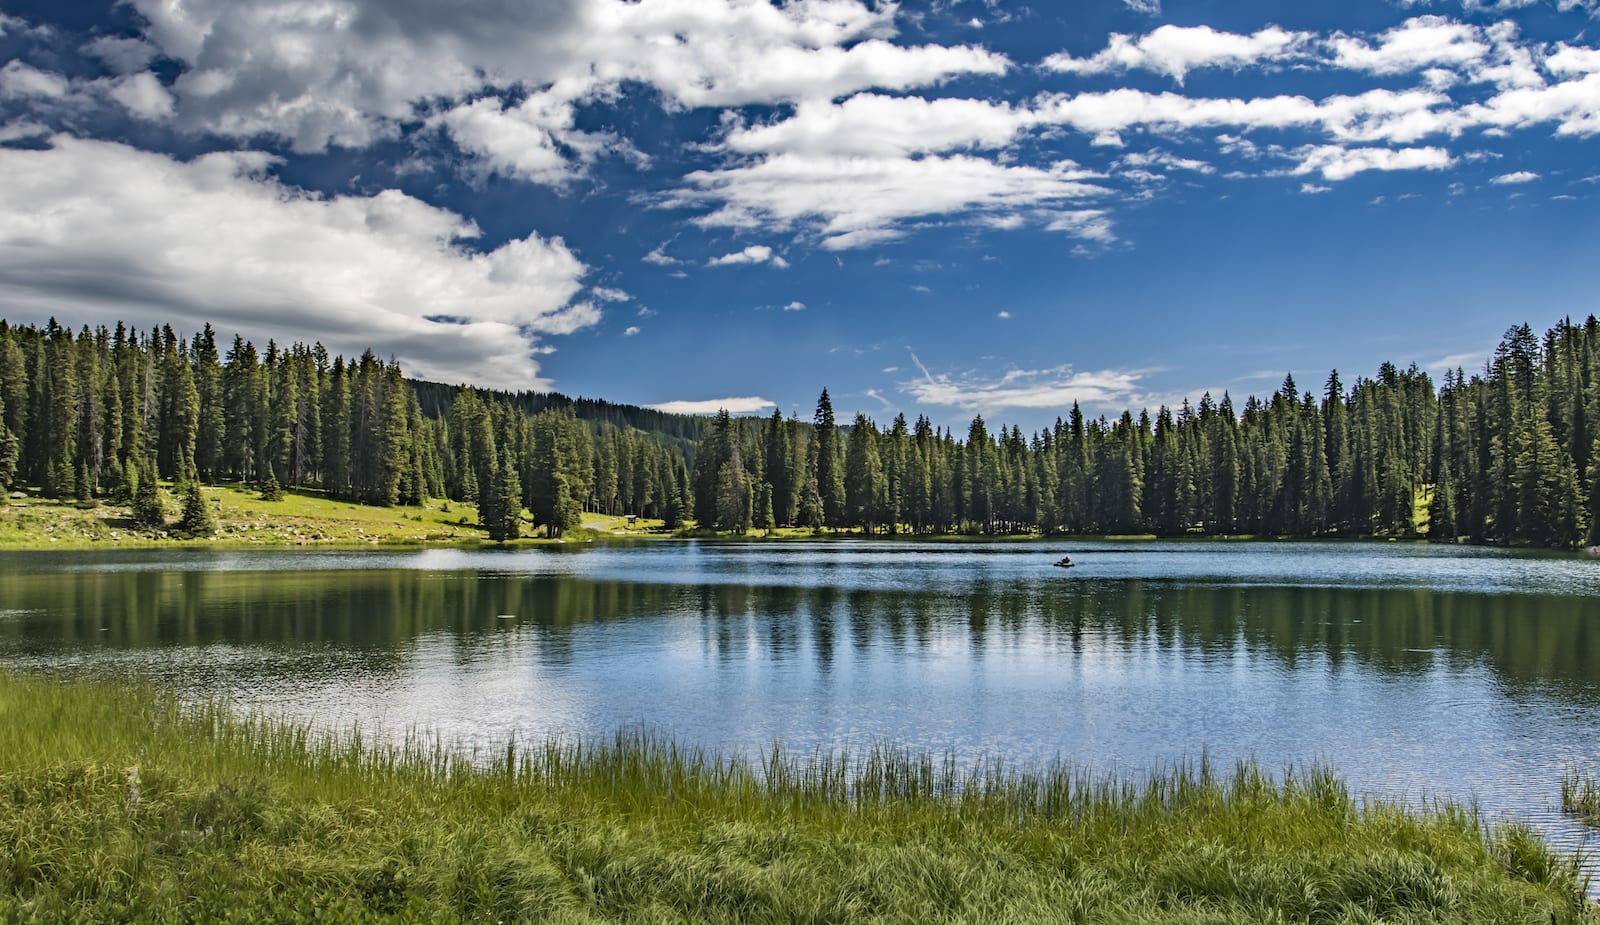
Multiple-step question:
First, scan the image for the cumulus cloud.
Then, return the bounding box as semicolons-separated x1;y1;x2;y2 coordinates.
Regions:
82;36;160;75
0;59;175;121
1289;144;1455;180
901;353;1147;414
1044;25;1313;83
1327;16;1490;74
622;325;641;336
649;396;776;414
114;0;1005;160
783;301;806;311
708;244;791;267
429;82;628;185
0;137;594;390
1490;169;1539;182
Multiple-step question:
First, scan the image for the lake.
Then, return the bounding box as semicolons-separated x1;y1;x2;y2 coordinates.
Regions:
2;539;1598;870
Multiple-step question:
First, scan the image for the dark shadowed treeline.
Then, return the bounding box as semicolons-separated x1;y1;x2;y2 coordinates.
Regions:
689;319;1600;548
2;316;1596;546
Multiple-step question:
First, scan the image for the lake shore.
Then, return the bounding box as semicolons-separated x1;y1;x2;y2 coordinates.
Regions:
1;483;1448;552
2;669;1593;924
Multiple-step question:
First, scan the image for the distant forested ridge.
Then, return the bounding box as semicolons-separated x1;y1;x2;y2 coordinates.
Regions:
0;316;1596;547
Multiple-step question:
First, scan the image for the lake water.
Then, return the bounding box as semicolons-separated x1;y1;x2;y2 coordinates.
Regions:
2;539;1599;873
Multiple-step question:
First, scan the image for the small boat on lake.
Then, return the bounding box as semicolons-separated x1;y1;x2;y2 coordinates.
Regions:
1054;555;1074;568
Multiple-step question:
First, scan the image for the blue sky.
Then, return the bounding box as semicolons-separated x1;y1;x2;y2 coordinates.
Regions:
1;0;1597;432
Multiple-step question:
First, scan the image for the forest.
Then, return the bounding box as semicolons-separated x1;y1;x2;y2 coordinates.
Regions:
0;315;1596;547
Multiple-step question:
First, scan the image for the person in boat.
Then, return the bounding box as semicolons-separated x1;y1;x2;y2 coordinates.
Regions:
1055;554;1073;568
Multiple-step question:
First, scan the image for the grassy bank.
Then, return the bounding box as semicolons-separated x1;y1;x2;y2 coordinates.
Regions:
0;672;1592;923
0;485;670;550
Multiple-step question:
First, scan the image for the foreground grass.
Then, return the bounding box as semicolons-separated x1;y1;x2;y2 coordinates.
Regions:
0;673;1592;924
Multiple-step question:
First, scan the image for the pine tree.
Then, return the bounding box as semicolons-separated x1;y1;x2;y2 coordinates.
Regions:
130;458;165;528
845;413;886;532
0;378;16;497
177;478;216;538
259;465;282;502
715;441;752;533
487;447;522;542
813;389;844;527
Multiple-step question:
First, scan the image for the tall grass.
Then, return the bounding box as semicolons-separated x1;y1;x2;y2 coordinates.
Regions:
1;670;1594;923
1564;768;1600;826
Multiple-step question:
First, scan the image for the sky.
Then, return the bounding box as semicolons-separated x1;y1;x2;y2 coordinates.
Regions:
0;0;1597;433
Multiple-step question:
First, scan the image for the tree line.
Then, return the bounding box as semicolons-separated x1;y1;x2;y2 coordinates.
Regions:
1;315;1596;547
688;319;1600;548
0;318;689;540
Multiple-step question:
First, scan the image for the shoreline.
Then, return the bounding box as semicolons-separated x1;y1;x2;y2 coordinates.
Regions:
0;482;1486;554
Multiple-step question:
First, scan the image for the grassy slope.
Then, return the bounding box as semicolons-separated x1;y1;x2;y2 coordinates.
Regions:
0;485;675;550
0;672;1593;924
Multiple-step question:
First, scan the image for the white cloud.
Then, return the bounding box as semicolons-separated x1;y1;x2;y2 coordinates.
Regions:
901;353;1147;414
82;36;160;75
0;60;71;100
1122;0;1161;14
1548;43;1600;76
0;60;174;121
1490;169;1539;182
642;241;681;266
648;396;776;414
0;120;50;142
1327;16;1489;75
637;306;658;317
671;153;1107;249
996;310;1012;318
105;72;176;120
1301;182;1332;193
1044;25;1313;83
1289;144;1455;180
1117;150;1215;173
1461;72;1600;136
0;136;594;390
592;286;632;302
783;300;806;311
724;94;1034;157
1041;209;1116;243
1036;88;1323;137
429;83;625;185
117;0;1006;159
622;325;640;336
708;244;790;267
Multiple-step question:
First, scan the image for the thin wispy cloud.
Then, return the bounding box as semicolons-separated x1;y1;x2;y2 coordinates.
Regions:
648;396;775;415
902;353;1149;414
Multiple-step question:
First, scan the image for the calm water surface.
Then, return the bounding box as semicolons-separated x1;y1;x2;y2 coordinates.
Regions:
2;540;1598;872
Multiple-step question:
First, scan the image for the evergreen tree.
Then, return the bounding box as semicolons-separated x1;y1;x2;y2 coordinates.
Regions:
813;389;844;527
0;380;16;497
130;458;165;528
845;413;886;531
259;465;283;501
715;441;752;533
487;447;522;542
176;478;216;538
